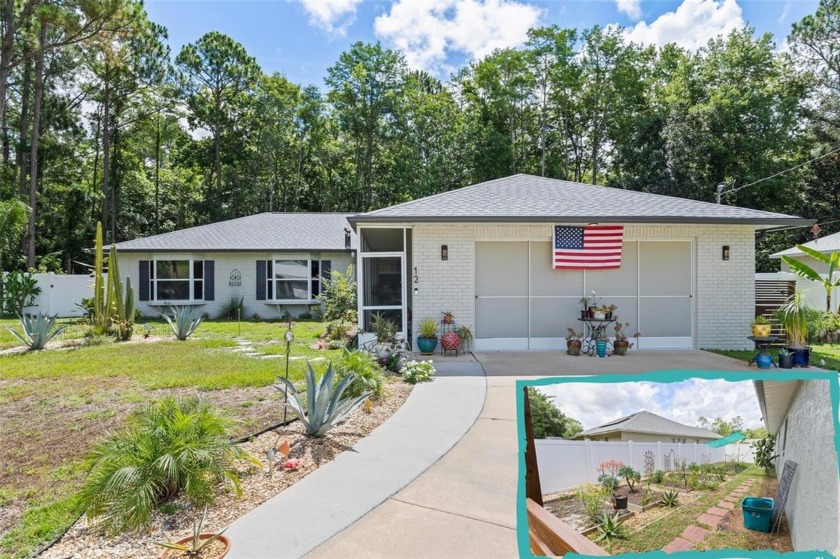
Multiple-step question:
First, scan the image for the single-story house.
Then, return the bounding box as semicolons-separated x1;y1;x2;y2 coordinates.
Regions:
111;213;357;320
573;411;721;443
349;174;811;350
772;232;840;312
753;377;838;552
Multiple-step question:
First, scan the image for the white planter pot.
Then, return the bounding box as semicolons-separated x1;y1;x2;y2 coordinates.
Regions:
594;311;606;320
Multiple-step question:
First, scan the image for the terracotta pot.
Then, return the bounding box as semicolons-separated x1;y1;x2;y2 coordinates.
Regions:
614;340;630;355
158;534;231;559
442;314;454;325
566;340;581;356
751;324;772;338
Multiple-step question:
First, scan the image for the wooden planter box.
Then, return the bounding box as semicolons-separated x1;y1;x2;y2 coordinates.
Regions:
628;500;663;513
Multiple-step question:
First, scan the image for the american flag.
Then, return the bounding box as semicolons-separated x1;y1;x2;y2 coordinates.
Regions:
554;225;624;269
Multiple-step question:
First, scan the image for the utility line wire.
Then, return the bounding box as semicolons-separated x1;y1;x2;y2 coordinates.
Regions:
717;146;840;203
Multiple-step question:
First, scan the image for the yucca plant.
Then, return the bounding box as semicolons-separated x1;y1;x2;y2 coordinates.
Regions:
335;349;385;399
79;395;255;534
594;512;626;542
274;361;370;437
7;313;68;350
156;507;228;557
774;291;818;347
163;305;204;340
661;490;680;507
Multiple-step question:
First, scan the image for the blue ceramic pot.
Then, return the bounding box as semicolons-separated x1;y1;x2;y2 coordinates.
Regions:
791;347;810;367
416;336;437;355
596;340;608;358
755;352;773;369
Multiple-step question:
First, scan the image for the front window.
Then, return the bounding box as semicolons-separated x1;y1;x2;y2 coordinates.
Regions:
266;258;331;302
152;260;203;301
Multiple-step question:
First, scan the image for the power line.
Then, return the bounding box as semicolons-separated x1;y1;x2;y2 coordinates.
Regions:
716;146;840;203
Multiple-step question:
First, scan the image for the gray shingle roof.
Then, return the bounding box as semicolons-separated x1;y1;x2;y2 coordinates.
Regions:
110;213;357;252
351;174;811;227
772;231;840;258
576;411;721;440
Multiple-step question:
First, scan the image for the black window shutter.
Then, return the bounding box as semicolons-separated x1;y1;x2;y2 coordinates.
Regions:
204;261;215;301
256;260;266;301
139;261;150;301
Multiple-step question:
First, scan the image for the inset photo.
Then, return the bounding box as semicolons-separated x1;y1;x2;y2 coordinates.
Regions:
519;370;839;558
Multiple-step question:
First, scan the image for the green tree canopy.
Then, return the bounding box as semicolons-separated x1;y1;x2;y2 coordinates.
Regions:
527;387;583;439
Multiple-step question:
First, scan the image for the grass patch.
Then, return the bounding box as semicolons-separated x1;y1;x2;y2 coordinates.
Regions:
0;319;339;558
709;343;840;371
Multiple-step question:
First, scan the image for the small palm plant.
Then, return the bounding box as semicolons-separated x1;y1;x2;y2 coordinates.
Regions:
7;313;68;350
163;305;205;340
156;507;228;558
79;395;255;534
274;362;370;437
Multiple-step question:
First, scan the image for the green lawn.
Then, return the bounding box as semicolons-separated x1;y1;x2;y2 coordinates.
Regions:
709;343;840;371
0;318;342;559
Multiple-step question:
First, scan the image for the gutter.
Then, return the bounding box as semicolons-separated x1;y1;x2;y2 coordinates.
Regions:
348;215;814;228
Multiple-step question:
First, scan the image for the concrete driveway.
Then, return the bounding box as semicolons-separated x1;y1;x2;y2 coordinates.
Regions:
306;350;751;559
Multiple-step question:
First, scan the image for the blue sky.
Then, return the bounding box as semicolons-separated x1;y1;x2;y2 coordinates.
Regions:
145;0;819;87
537;378;762;430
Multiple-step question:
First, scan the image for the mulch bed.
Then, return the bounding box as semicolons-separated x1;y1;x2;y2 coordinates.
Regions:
612;486;664;507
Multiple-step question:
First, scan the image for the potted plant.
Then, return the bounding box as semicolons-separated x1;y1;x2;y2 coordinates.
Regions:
440;330;461;352
597;460;627;510
595;329;608;357
416;318;439;354
579;297;592;320
442;311;454;325
778;347;794;369
593;306;607;320
587;291;601;318
774;292;817;367
157;507;230;559
605;304;617;321
456;325;474;351
751;315;772;338
371;313;399;359
566;328;583;356
613;321;640;356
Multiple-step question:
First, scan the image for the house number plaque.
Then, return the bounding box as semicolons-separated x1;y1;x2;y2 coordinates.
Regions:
413;267;419;284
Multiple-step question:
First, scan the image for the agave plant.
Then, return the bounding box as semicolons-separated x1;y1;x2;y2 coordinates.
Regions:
661;490;680;507
274;362;370;437
594;512;626;542
162;305;204;340
7;313;68;350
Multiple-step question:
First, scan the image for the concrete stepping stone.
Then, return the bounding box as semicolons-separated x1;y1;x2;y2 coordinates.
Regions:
680;525;710;544
706;506;728;517
697;513;723;529
259;355;285;360
663;537;694;553
718;501;736;510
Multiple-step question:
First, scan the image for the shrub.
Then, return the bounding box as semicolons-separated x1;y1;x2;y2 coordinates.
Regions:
752;435;778;475
326;320;351;341
274;362;370;437
618;465;640;492
328;339;346;350
651;470;665;484
79;395;253;534
216;296;244;320
7;313;68;350
575;483;609;525
1;270;40;316
400;360;435;384
317;266;357;322
335;349;385;399
598;473;619;493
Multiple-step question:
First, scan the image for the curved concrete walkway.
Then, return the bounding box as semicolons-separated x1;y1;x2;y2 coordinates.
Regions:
225;360;486;559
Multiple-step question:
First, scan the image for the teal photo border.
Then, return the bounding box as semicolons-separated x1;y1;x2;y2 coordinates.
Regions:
515;369;840;559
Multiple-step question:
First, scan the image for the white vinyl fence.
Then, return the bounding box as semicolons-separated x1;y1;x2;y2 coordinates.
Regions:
536;439;755;495
26;273;93;317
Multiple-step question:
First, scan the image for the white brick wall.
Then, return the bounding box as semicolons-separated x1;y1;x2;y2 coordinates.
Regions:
119;251;354;320
402;223;755;350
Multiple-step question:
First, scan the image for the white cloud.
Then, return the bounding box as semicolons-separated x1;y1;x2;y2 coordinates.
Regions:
373;0;543;72
624;0;745;51
779;1;791;24
538;379;762;432
616;0;642;20
293;0;362;36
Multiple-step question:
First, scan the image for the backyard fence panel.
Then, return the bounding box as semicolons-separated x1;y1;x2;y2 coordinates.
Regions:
27;273;93;317
536;439;756;494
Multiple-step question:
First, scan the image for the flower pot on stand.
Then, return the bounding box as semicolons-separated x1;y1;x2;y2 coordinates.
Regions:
595;340;608;358
593;311;606;320
440;332;461;352
416;336;437;355
567;340;582;356
751;324;772;338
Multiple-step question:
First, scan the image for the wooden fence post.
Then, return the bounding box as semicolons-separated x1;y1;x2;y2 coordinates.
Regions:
524;386;543;506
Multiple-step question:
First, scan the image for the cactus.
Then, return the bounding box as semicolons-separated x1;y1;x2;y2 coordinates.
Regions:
90;222;135;340
91;223;109;335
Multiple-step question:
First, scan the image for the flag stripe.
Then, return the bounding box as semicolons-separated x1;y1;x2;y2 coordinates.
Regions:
553;224;624;269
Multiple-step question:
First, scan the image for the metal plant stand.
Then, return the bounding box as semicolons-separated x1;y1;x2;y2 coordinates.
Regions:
577;317;616;356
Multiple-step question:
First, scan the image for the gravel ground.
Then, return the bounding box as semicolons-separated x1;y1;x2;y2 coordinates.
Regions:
41;378;413;559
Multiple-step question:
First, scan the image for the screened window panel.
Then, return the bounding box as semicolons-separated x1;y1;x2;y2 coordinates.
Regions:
476;298;528;339
530;241;583;297
193;280;203;300
585;242;639;297
363;309;402;332
193;260;203;279
607;298;639;332
529;298;580;338
362;257;402;307
475;242;528;297
361;228;403;252
639;242;691;296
